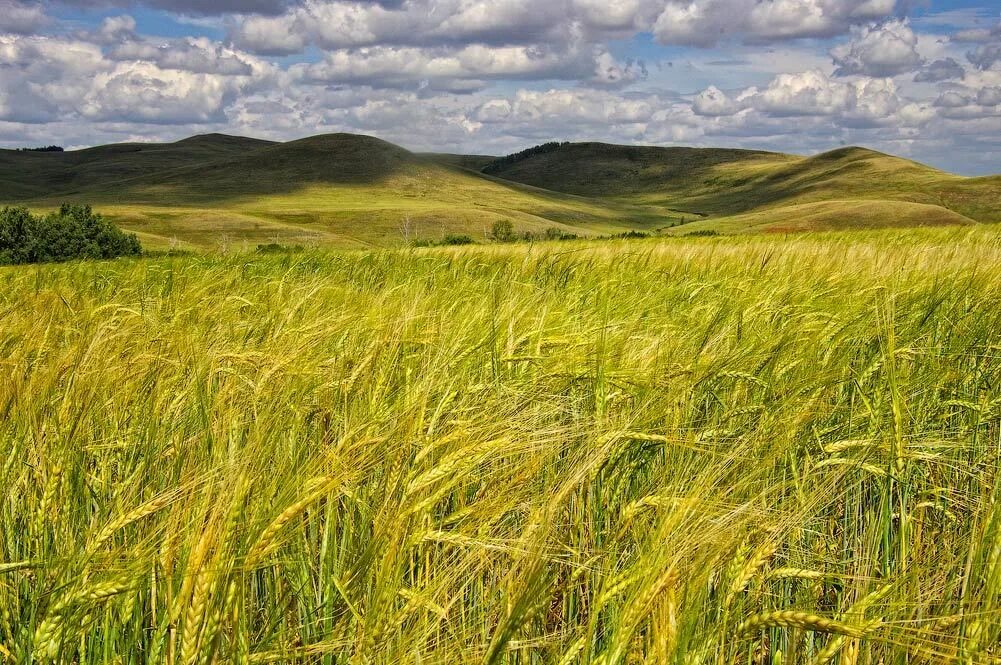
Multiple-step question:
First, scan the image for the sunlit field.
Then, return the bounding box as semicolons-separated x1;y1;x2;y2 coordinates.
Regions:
2;228;1000;664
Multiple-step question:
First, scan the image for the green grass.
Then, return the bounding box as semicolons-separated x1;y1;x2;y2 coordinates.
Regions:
2;228;1001;663
669;199;977;234
0;135;676;249
2;134;998;249
483;143;1001;228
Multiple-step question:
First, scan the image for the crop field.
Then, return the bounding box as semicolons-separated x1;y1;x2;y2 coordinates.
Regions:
2;228;1001;664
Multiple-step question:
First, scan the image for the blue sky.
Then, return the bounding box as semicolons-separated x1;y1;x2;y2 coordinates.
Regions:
1;0;999;173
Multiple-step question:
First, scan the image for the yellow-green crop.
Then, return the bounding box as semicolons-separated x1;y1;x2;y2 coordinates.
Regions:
2;227;1000;663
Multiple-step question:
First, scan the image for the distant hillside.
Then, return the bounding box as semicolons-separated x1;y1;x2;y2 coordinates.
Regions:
0;134;679;248
481;143;1001;226
421;153;497;172
480;142;794;199
117;134;420;202
0;132;997;248
0;134;275;201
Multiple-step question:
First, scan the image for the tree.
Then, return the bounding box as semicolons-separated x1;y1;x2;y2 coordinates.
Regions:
0;205;142;265
17;145;64;152
399;214;414;244
490;220;516;243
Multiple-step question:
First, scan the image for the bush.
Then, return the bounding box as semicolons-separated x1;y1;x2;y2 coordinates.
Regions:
442;234;475;246
544;227;578;241
490;220;517;243
611;230;651;239
0;204;142;265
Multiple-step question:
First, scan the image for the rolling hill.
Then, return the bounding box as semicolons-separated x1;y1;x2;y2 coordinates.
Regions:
1;133;997;248
479;142;1001;227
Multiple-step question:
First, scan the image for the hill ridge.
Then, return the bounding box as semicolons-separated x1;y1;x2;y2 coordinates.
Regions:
1;132;998;247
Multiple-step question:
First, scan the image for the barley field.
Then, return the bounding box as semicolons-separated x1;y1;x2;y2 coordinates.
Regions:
2;228;1000;664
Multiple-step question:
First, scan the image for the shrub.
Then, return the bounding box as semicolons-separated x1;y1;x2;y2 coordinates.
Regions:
411;235;476;247
544;227;578;241
490;220;517;243
442;234;475;246
0;204;142;265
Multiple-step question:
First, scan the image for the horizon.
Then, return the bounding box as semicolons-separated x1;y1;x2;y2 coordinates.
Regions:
0;0;999;175
5;129;891;161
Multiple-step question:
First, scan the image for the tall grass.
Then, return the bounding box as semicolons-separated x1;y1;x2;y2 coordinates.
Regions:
1;227;1000;664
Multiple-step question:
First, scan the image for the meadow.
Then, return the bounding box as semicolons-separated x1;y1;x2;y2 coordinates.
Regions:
2;227;1000;664
3;135;999;250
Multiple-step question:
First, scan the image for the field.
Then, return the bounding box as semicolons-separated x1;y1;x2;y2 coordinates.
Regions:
2;135;999;249
2;227;1001;664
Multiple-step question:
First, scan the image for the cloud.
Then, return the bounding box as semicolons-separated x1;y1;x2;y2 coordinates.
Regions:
951;21;1000;44
913;57;965;82
0;30;264;126
296;42;602;91
232;0;583;53
934;90;972;108
978;86;1001;106
753;70;855;115
231;0;901;56
928;80;1001;120
109;37;258;76
736;69;909;127
55;0;296;16
831;19;923;77
230;14;306;55
692;85;738;115
92;15;140;44
0;35;106;122
589;52;648;87
954;18;1001;72
967;43;1001;71
651;0;898;47
488;88;658;128
0;1;49;34
79;62;246;123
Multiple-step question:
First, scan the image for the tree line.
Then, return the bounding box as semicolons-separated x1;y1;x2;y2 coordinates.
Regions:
0;205;142;265
481;142;570;174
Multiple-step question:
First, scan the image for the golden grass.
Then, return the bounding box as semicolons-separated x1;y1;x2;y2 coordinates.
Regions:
1;227;1001;663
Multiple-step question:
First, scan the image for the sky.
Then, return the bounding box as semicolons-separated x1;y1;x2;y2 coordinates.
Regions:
0;0;999;174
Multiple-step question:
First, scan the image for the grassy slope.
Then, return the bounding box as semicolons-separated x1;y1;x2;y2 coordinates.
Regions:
673;199;977;234
484;143;1001;229
419;152;498;171
2;134;998;247
0;134;275;200
3;228;1001;662
1;135;675;249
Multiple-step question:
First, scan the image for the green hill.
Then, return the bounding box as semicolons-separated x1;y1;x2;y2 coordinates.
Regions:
0;133;997;248
0;134;681;248
0;134;274;200
673;199;977;234
479;142;795;199
480;143;1001;228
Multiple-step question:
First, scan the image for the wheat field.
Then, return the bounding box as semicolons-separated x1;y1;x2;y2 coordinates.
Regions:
2;228;1000;664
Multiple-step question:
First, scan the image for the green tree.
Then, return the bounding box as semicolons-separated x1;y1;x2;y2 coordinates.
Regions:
490;220;516;243
0;204;142;265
